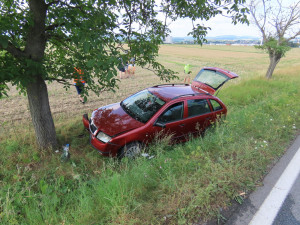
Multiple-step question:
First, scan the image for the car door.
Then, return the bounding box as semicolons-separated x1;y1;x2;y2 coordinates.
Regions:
184;98;214;136
154;101;187;142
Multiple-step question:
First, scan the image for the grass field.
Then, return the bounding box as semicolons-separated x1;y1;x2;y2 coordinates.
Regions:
0;45;300;224
0;45;272;124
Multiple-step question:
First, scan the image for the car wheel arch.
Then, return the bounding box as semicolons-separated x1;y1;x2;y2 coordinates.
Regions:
117;141;144;159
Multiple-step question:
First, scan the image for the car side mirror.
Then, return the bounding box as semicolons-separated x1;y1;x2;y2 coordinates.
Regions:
154;122;165;128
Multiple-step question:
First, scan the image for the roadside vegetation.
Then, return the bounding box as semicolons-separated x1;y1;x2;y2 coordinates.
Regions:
0;45;299;224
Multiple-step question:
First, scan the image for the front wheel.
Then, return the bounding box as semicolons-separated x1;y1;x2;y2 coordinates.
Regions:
118;142;142;159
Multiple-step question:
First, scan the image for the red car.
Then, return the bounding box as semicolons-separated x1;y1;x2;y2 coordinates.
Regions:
83;67;238;158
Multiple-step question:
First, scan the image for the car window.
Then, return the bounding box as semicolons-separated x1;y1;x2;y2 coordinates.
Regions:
210;99;223;111
187;99;211;117
194;69;228;89
157;102;183;124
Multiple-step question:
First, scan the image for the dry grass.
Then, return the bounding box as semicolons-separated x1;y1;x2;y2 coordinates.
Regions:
1;45;299;127
1;44;300;224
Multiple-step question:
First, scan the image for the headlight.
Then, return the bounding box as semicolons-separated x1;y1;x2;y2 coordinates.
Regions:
96;131;112;143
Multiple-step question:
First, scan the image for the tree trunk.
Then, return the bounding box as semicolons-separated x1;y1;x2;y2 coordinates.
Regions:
26;75;58;149
266;55;281;79
23;1;58;149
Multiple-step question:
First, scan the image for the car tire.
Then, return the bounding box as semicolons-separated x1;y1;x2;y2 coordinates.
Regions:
118;142;142;159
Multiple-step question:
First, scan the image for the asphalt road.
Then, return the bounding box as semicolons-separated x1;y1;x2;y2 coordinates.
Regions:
273;172;300;225
225;135;300;225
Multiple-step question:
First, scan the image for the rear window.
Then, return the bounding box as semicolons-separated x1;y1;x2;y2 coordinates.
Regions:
210;99;223;111
194;69;228;89
187;99;211;117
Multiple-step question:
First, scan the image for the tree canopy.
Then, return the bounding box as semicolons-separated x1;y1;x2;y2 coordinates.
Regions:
0;0;248;148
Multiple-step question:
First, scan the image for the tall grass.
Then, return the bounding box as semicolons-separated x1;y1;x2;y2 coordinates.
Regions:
0;46;299;224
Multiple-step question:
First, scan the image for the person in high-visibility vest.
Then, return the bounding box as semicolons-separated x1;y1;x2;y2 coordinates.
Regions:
73;67;86;103
184;64;192;84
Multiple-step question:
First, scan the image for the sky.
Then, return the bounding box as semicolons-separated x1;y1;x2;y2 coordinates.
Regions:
168;16;261;38
166;0;299;38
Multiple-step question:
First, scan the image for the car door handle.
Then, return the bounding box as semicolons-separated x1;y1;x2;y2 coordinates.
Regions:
179;124;185;127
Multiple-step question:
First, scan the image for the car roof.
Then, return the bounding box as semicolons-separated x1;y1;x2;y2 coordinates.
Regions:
147;84;210;102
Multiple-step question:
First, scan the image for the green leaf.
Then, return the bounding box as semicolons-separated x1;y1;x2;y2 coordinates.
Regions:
0;36;8;48
87;59;95;68
83;41;90;53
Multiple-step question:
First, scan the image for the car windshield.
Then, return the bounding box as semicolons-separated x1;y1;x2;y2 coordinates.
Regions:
194;69;229;89
121;90;166;123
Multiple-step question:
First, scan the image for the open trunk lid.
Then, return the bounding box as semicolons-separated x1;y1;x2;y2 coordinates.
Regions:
191;67;239;95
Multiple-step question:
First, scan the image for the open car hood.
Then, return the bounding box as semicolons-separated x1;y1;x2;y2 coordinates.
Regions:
191;67;239;95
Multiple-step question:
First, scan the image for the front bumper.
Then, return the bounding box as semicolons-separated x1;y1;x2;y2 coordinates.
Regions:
83;113;120;157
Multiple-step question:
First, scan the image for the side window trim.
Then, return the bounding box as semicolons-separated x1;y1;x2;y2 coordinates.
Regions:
187;110;212;118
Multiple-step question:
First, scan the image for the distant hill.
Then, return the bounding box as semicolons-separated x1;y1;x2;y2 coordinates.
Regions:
172;35;260;42
208;35;260;40
172;37;193;42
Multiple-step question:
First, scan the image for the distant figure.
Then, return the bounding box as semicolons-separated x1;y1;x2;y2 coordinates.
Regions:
73;67;85;104
184;64;192;84
118;58;126;79
127;57;136;76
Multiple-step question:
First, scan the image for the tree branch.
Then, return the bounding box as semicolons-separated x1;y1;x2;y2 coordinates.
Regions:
281;1;300;37
274;0;283;38
122;1;133;46
45;77;71;85
286;30;300;42
249;0;267;41
46;33;71;43
45;22;65;31
0;42;27;58
46;0;60;8
162;4;170;34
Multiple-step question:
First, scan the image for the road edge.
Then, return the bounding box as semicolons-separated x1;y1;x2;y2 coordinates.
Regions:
224;133;300;225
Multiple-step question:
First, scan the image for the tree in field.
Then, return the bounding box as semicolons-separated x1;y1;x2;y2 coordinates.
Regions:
0;0;248;149
249;0;300;79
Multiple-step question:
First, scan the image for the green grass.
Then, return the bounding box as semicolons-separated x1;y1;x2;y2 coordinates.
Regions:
0;45;300;224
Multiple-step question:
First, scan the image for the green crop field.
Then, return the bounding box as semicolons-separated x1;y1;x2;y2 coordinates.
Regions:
0;45;300;224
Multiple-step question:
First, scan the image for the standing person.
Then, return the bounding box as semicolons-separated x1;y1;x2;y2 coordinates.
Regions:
184;64;192;84
127;57;136;76
73;67;86;104
118;57;126;79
